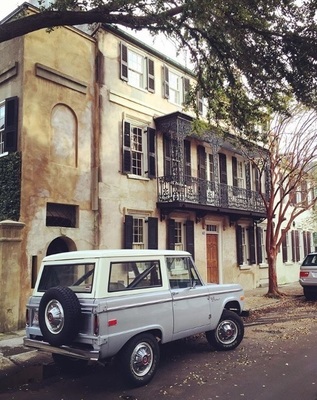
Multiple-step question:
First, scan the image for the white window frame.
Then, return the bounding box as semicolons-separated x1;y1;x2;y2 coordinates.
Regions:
129;121;148;177
132;217;145;249
237;160;245;189
127;48;146;89
168;70;182;105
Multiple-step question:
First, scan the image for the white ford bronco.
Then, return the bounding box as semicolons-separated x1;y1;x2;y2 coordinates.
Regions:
24;249;245;386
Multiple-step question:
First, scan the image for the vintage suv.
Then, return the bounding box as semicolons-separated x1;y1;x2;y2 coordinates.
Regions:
24;249;245;387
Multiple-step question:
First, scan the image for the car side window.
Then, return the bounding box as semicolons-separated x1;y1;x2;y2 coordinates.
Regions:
166;256;202;289
108;260;162;292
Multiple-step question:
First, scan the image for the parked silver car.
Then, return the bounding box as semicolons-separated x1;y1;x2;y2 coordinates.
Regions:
299;252;317;300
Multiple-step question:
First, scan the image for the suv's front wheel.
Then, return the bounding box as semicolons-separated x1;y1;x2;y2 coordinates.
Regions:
206;309;244;351
118;333;160;387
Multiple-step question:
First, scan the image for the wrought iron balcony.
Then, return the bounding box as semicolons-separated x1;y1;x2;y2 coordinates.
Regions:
157;176;266;217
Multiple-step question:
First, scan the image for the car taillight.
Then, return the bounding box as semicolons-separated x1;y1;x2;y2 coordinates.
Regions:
300;271;309;278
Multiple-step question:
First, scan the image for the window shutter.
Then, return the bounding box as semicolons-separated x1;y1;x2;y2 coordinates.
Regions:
120;42;128;81
232;156;238;187
122;121;131;173
167;219;175;250
197;90;203;115
164;136;172;178
124;215;133;249
186;220;195;259
197;145;206;180
248;226;256;264
236;225;243;265
183;77;190;103
148;217;158;249
256;227;263;264
291;230;295;262
282;229;288;263
303;231;308;255
147;58;155;93
4;96;18;153
147;127;156;178
307;232;312;253
163;65;169;99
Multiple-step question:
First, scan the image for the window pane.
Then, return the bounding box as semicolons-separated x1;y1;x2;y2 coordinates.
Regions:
38;263;94;293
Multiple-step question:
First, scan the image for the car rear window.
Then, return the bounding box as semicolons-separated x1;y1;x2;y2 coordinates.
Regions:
38;263;95;293
302;254;317;266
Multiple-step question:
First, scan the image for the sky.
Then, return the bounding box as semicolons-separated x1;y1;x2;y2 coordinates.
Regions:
0;1;22;20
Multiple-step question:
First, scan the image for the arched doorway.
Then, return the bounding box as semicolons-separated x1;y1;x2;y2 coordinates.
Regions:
46;236;76;256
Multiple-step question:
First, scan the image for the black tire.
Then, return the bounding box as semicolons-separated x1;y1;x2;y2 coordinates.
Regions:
117;333;160;387
303;287;317;301
206;309;244;351
52;353;88;372
39;286;81;346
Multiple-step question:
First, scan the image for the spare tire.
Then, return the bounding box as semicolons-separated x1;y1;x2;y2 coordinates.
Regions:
39;286;81;346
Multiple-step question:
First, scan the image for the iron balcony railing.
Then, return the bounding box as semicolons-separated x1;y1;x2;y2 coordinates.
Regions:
158;176;266;214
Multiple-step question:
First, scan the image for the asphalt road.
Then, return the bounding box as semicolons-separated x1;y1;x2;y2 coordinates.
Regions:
1;295;317;400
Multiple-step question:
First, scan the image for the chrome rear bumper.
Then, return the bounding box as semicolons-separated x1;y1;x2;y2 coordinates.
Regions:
23;338;100;361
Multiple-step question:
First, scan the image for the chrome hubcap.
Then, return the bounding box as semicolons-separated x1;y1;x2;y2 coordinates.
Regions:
131;342;153;377
44;299;64;334
217;320;238;344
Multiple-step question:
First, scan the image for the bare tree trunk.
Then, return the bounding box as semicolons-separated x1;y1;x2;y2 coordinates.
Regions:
267;251;280;297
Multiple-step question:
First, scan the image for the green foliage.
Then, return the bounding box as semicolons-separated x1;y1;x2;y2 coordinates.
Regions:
2;0;317;140
0;153;21;221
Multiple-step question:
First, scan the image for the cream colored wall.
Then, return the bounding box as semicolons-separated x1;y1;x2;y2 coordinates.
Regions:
97;30;195;249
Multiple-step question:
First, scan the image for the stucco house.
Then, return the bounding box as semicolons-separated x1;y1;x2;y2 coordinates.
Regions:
0;2;314;330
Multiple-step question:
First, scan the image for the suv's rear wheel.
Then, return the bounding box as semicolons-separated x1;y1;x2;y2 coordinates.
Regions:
206;309;244;351
118;333;160;387
39;286;81;346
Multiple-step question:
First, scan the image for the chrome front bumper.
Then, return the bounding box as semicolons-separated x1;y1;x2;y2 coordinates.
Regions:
23;338;100;361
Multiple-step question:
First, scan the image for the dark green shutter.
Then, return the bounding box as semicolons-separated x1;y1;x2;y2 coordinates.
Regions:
248;226;256;264
167;219;175;250
148;217;158;249
120;42;128;81
163;65;169;99
124;215;133;249
147;58;155;93
282;230;287;262
256;227;263;264
236;225;243;265
147;127;156;178
4;96;18;153
186;220;195;259
122;121;131;173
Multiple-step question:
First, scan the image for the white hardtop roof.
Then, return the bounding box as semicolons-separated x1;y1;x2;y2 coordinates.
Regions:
43;249;191;262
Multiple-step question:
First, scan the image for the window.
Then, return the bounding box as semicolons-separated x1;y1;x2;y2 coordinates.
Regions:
133;218;144;249
163;66;189;106
236;225;256;266
122;121;156;178
108;260;162;292
46;203;78;228
120;43;155;92
38;263;94;293
167;219;195;258
0;97;18;156
124;215;158;249
166;256;202;288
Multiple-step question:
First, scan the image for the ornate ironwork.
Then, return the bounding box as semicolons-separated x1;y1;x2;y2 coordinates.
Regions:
158;176;266;214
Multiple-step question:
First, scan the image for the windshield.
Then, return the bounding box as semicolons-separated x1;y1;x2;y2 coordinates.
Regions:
38;263;95;293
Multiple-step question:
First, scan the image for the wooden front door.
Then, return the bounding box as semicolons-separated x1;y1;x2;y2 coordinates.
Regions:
206;234;219;283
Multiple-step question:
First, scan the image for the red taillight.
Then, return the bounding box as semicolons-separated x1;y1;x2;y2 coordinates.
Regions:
94;315;99;335
300;271;309;278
